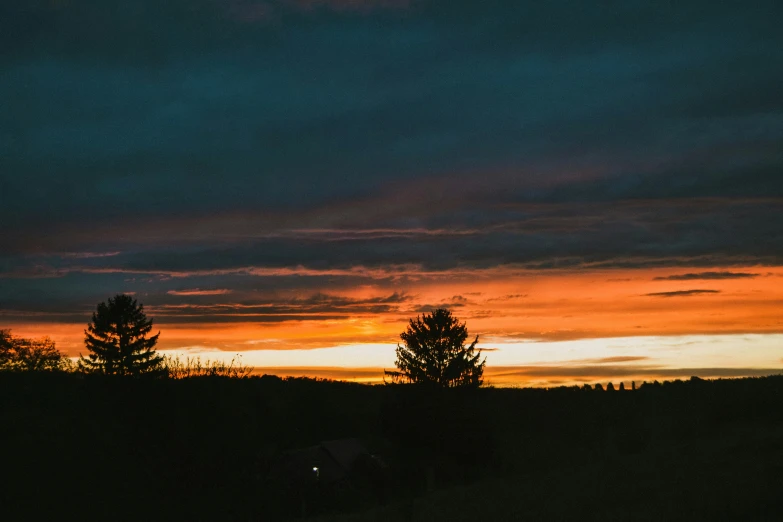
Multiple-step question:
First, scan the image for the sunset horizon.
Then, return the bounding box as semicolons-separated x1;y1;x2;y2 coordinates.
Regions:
2;1;782;386
4;2;783;519
5;262;782;386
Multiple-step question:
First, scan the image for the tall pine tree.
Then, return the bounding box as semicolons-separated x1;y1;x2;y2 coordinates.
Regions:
385;308;486;388
79;294;164;376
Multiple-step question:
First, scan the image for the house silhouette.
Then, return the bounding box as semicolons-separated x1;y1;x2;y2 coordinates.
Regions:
268;438;390;516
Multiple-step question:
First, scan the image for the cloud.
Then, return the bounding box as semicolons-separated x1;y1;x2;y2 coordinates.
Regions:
144;292;416;323
299;291;411;306
487;294;527;302
645;290;721;298
2;0;783;341
654;271;759;281
3;196;781;279
413;303;466;313
60;251;122;259
167;288;234;296
487;365;782;381
578;356;650;364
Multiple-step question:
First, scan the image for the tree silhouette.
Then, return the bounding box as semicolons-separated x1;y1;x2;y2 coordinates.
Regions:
384;308;486;388
0;329;11;367
11;337;69;371
0;330;70;372
79;294;164;376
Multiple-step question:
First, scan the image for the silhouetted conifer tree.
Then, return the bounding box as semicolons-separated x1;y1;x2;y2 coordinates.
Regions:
607;382;616;392
384;308;486;388
79;294;164;376
594;383;604;391
619;382;625;391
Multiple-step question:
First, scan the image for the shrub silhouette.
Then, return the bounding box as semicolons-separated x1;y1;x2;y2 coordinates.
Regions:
163;354;252;379
79;294;164;376
384;308;486;388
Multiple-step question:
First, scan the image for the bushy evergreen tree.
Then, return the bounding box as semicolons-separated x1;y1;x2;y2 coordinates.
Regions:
79;294;163;376
384;308;486;388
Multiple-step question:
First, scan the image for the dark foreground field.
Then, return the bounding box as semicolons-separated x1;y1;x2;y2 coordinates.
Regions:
2;373;783;521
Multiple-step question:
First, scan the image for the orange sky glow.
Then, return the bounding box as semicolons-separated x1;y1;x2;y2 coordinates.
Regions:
5;265;783;386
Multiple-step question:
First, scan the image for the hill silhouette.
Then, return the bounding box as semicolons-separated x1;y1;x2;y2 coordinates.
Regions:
2;373;783;520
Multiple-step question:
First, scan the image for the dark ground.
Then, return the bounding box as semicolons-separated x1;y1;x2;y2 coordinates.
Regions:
2;373;782;521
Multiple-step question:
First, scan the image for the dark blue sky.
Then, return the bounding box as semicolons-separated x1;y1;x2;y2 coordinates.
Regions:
1;0;782;328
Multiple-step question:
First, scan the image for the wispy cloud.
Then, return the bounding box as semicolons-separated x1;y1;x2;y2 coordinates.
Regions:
486;294;528;302
487;365;782;381
645;289;721;298
167;289;233;296
60;251;122;259
280;228;481;241
147;292;415;323
575;356;650;364
654;271;759;281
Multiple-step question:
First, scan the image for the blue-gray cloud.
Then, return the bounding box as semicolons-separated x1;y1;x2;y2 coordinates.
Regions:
2;1;783;318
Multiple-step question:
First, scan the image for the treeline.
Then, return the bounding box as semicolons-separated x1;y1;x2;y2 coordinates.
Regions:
0;328;251;378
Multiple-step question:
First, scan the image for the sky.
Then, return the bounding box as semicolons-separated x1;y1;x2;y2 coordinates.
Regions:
1;1;782;386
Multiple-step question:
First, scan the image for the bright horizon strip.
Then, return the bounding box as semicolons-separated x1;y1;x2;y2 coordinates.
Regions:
15;332;783;387
4;265;783;387
144;334;783;387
